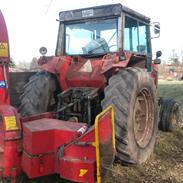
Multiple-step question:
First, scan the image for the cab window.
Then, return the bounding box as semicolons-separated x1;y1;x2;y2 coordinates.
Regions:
124;16;149;54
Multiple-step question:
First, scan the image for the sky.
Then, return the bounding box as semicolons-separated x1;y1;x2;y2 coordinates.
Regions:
0;0;183;63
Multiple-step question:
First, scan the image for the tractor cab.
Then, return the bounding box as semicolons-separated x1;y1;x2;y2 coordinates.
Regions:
56;4;160;60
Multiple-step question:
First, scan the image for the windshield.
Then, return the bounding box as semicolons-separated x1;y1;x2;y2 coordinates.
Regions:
65;18;118;55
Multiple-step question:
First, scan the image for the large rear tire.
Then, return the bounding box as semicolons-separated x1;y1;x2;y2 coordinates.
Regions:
102;67;158;164
19;71;58;117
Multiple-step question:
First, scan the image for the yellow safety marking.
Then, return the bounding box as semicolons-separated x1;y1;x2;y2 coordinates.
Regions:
94;105;115;183
0;42;9;57
4;116;18;130
79;169;88;177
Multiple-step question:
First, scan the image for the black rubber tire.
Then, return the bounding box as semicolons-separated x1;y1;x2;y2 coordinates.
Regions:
19;71;58;117
159;99;179;132
101;67;158;164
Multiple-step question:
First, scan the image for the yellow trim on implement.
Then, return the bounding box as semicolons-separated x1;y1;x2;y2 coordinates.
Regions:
0;42;9;57
95;105;115;183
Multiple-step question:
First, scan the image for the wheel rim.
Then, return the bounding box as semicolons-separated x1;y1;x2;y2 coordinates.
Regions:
170;108;178;127
133;88;154;148
171;113;177;125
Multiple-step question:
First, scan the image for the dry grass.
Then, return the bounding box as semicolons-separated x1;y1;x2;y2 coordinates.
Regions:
106;129;183;183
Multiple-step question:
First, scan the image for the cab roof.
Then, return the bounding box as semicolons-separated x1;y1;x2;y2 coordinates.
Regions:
59;4;150;23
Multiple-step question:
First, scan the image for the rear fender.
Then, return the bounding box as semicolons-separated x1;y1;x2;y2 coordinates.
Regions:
101;51;132;75
37;56;60;74
37;56;72;90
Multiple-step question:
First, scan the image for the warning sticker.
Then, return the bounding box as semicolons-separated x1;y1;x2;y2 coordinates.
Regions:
79;60;92;72
4;116;18;131
0;42;8;57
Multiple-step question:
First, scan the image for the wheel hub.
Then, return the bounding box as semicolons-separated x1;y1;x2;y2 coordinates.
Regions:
133;88;154;148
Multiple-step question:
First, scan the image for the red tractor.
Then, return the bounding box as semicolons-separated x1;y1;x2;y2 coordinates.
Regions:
0;3;179;183
19;3;161;164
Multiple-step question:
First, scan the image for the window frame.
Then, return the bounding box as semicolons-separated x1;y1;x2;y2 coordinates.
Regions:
63;16;120;56
123;13;151;55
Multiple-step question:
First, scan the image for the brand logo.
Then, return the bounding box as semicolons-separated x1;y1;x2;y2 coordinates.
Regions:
79;169;88;177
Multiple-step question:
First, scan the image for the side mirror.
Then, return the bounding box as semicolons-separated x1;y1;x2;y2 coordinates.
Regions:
154;50;162;64
154;23;160;34
151;22;160;39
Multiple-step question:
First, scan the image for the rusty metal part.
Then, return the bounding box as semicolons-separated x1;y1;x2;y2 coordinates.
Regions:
57;87;100;126
133;88;154;148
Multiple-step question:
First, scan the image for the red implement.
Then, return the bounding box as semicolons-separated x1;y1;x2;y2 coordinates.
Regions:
20;106;115;183
0;105;22;182
0;10;10;105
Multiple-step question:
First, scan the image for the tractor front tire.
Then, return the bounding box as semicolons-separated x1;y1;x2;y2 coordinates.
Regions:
102;67;158;164
159;99;180;132
19;71;58;117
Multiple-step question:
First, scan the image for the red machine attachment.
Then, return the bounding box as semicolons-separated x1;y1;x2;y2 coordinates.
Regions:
0;10;10;105
0;105;22;182
0;103;115;183
21;106;115;183
59;105;115;183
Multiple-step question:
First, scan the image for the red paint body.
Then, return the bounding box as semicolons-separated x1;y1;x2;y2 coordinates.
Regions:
22;119;87;177
20;111;112;183
38;50;159;92
21;108;112;183
0;107;113;183
0;11;21;182
0;10;10;105
38;51;135;91
0;105;22;181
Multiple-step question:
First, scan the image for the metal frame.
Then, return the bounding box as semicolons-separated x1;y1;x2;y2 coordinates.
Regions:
94;105;115;183
123;13;152;55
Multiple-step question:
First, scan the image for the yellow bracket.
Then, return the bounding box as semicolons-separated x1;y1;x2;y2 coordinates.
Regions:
95;105;115;183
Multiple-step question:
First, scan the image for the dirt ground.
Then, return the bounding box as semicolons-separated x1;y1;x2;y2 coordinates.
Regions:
106;129;183;183
105;80;183;183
